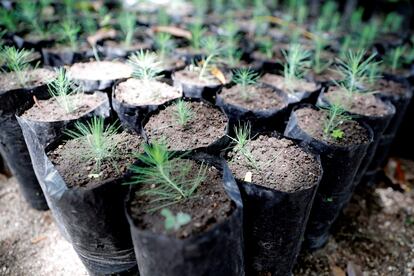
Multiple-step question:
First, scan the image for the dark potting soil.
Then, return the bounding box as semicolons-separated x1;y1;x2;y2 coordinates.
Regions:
326;87;390;117
115;78;182;106
21;93;107;122
370;78;408;97
48;132;142;188
68;61;133;81
145;101;227;151
228;135;321;192
260;73;318;93
294;107;371;146
129;160;235;239
174;69;229;86
219;84;287;110
0;68;56;92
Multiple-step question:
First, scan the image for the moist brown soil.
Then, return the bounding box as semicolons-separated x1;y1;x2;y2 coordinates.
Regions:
228;135;321;192
370;78;409;97
306;68;343;83
260;73;318;93
129;160;235;239
0;68;56;92
114;78;182;106
174;68;231;86
219;84;287;110
48;132;142;188
21;92;107;122
145;101;228;151
68;61;133;81
295;107;371;146
326;87;391;117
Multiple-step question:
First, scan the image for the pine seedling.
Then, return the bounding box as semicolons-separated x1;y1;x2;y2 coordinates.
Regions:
18;1;46;38
335;50;379;95
129;140;207;212
258;38;274;59
350;7;364;33
128;50;164;81
65;116;120;172
0;8;18;33
319;101;353;140
59;19;80;50
384;46;405;73
382;12;403;34
367;62;382;86
189;22;206;52
1;46;34;86
197;36;220;81
193;0;208;20
232;68;259;100
161;208;191;231
154;33;174;61
157;8;170;26
174;99;193;127
339;35;353;59
313;36;331;74
80;8;98;36
212;0;225;13
47;68;80;114
119;11;136;47
357;20;379;50
282;44;311;92
228;124;260;171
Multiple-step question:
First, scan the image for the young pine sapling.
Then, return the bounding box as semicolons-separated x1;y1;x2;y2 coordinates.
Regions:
128;50;164;82
47;68;80;114
58;19;81;51
383;45;405;74
154;32;174;62
1;46;35;87
189;22;206;52
129;140;207;212
118;11;136;47
65;116;120;173
319;101;353;140
282;43;311;92
232;68;260;100
174;99;193;128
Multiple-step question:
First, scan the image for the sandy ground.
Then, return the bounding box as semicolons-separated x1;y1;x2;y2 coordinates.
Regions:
0;158;413;275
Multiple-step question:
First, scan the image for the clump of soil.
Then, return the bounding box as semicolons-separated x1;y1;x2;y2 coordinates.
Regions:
0;68;56;92
68;61;133;81
174;69;230;86
115;78;182;106
145;101;228;151
48;131;142;188
21;92;107;122
129;160;235;239
219;84;287;110
326;87;391;117
295;107;371;146
370;78;409;97
228;135;321;192
260;73;319;93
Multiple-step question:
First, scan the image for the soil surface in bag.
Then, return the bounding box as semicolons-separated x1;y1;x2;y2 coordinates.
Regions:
172;69;231;101
322;88;395;185
0;68;56;210
113;78;183;133
216;83;289;133
227;133;322;275
100;39;152;59
285;107;372;250
126;156;244;276
67;61;133;92
144;100;229;153
259;73;321;104
18;91;110;148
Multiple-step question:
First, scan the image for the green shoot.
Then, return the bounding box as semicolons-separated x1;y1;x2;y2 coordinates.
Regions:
367;62;382;86
282;44;311;92
174;100;193;127
382;12;403;33
258;38;274;59
129;140;207;212
193;0;208;20
221;20;242;67
157;8;170;26
80;8;97;35
319;102;353;141
1;46;34;86
228;124;260;171
198;36;220;81
313;36;331;74
339;35;353;59
161;208;191;231
0;8;18;33
154;33;174;61
119;11;136;47
232;68;259;100
65;117;120;172
212;0;225;13
384;46;405;73
128;50;163;81
357;20;379;50
335;50;379;94
350;7;364;33
18;1;46;38
58;19;80;50
47;68;80;114
189;22;206;51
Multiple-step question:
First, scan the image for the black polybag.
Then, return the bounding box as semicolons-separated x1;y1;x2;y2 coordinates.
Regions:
230;135;322;275
317;93;395;187
18;121;139;275
172;73;223;103
0;85;49;210
41;47;95;67
363;76;413;184
16;91;111;148
125;154;245;276
215;83;290;133
284;106;374;250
